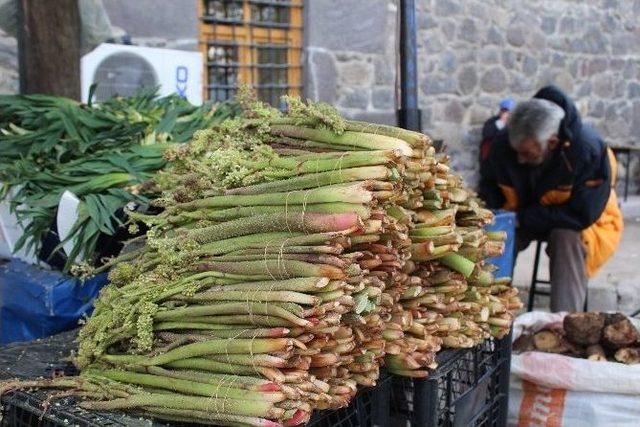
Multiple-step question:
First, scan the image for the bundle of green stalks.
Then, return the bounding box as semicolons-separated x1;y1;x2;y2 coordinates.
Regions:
1;93;522;421
403;155;523;352
1;95;431;425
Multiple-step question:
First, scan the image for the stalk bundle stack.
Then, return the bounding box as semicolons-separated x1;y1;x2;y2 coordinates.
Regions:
1;94;521;425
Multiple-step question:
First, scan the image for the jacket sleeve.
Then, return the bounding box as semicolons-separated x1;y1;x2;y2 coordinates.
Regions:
518;153;611;234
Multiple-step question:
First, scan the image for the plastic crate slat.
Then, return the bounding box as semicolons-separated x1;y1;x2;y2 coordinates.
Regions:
390;333;512;427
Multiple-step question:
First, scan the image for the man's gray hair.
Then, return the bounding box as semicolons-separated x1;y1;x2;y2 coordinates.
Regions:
507;98;565;150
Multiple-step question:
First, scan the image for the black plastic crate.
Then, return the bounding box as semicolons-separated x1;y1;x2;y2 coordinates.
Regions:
0;330;392;427
390;332;512;427
0;389;154;427
307;372;391;427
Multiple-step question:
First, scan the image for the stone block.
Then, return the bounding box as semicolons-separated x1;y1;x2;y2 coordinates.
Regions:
443;100;464;123
614;79;627;98
587;99;605;118
458;18;478;43
479;48;500;63
582;58;608;76
0;50;17;70
418;13;438;30
307;0;390;54
339;60;373;87
540;16;557;34
485;26;504;45
559;16;578;34
469;104;491;126
0;66;18;95
420;75;457;95
440;20;457;40
339;87;369;109
480;67;507;93
0;35;17;55
509;74;536;94
593;74;613;98
612;34;636;55
632;102;640;136
623;60;638;79
551;71;575;94
438;51;458;74
522;56;538;75
374;56;395;85
104;0;198;39
577;81;593;97
502;51;517;69
421;30;446;54
582;28;608;54
457;66;478;95
305;49;338;104
466;2;491;20
371;87;394;110
506;26;525;47
418;107;433;130
629;82;640;99
434;0;461;17
551;53;566;67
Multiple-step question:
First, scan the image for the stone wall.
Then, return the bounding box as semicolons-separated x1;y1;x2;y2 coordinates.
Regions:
0;28;18;95
306;0;640;191
305;0;399;125
102;0;198;51
2;1;639;191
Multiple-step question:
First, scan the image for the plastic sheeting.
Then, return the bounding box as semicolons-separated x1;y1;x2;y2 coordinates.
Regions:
0;259;108;345
485;210;516;278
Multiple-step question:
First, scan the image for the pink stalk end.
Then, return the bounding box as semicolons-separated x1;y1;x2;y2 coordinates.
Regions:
283;410;309;426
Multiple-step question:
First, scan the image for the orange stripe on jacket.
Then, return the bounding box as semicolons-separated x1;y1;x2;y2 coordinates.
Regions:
540;189;572;206
499;184;518;211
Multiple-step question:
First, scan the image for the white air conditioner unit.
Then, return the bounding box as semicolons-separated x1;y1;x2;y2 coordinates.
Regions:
81;43;203;105
0;184;40;264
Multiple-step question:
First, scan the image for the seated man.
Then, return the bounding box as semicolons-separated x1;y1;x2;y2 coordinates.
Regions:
479;86;623;312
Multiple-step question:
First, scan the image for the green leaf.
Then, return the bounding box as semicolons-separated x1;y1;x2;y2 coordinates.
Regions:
353;293;370;314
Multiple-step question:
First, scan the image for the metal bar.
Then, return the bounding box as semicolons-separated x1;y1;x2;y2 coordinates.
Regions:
206;84;302;89
527;241;544;312
202;18;243;25
207;62;302;68
249;22;296;29
497;331;513;427
249;0;296;6
625;150;630;202
398;0;421;131
210;41;299;49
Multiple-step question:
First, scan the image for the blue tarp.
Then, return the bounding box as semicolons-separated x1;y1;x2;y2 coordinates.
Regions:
0;259;108;345
485;210;516;278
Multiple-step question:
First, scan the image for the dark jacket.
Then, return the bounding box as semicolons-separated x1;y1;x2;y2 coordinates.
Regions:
481;115;502;143
479;115;500;164
478;85;612;235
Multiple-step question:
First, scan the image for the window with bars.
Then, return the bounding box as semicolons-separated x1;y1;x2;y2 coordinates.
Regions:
199;0;303;106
